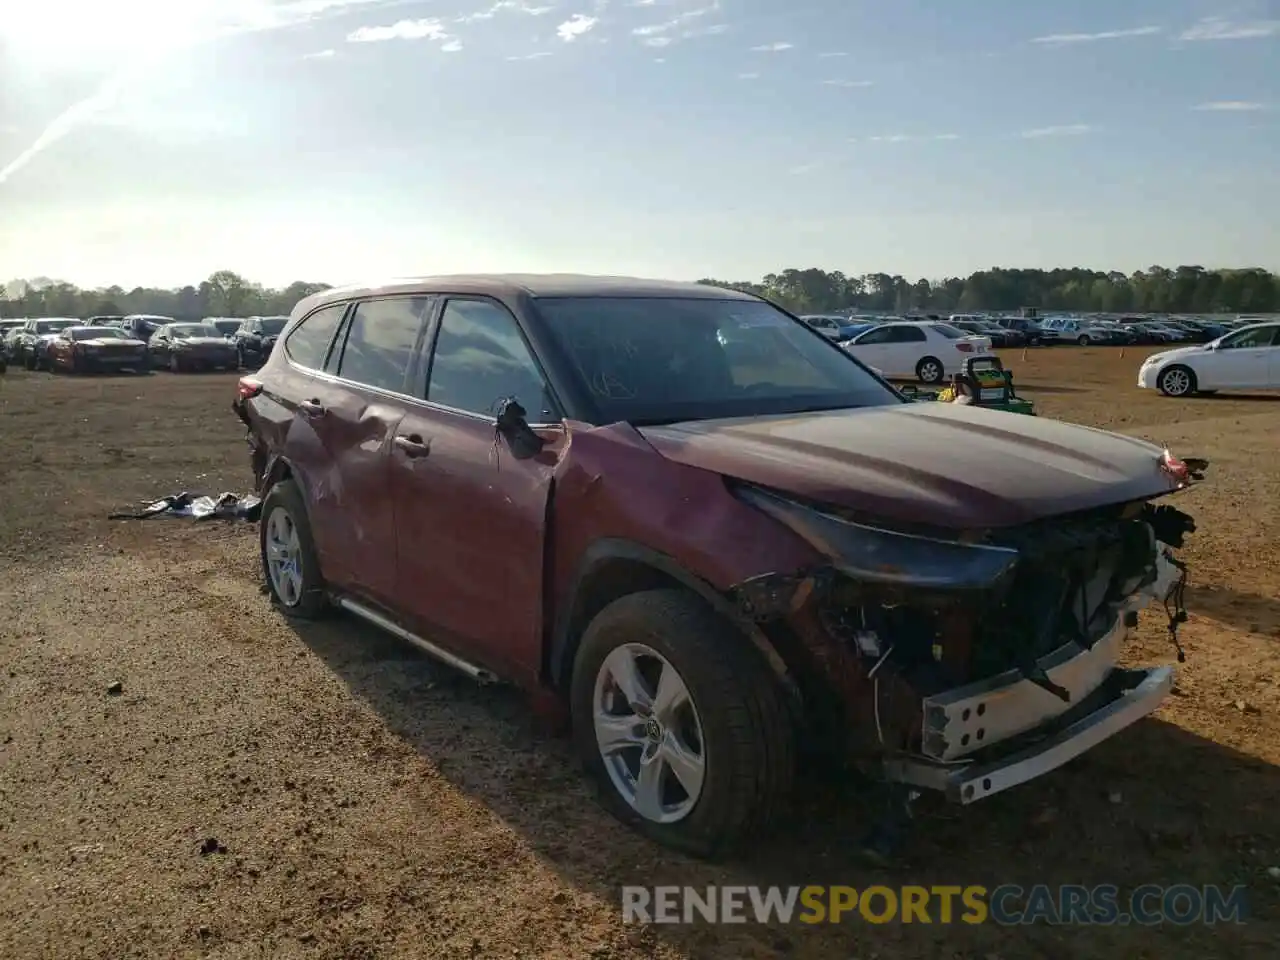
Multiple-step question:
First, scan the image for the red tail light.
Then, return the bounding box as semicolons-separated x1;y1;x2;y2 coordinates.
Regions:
237;377;263;401
956;341;974;352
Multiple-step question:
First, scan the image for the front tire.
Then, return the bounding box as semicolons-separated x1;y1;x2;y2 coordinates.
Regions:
916;356;944;384
1077;335;1091;346
259;479;328;619
1157;365;1197;397
570;589;795;859
169;354;182;373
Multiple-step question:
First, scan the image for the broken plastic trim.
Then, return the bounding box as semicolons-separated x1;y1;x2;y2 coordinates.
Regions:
733;485;1020;591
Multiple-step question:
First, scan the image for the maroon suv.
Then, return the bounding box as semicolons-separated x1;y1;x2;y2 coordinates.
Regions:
234;275;1202;858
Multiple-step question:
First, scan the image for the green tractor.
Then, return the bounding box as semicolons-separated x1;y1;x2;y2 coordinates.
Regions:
899;355;1035;415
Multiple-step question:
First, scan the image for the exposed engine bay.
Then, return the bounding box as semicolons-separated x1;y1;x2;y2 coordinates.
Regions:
726;456;1207;804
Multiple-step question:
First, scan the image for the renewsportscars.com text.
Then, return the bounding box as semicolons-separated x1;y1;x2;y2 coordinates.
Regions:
621;884;1249;926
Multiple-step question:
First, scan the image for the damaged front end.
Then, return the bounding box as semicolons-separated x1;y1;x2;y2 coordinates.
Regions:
729;456;1206;805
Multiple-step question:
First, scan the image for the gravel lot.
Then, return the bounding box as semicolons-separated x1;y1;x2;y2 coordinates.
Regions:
1;349;1277;959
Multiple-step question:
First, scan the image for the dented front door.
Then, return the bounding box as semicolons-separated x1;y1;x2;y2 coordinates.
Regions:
389;295;565;683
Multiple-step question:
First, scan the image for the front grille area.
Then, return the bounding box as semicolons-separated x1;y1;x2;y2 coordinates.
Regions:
970;509;1155;678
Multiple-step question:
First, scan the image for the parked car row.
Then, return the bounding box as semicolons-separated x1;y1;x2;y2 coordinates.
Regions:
1;314;290;372
799;312;1254;354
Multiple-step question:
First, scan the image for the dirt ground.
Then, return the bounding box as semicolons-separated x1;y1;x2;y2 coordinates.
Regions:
1;347;1277;959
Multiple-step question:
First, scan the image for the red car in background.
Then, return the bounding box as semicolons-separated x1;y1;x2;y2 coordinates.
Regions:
45;325;150;374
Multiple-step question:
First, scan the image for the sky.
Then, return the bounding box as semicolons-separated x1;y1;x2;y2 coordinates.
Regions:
0;0;1278;289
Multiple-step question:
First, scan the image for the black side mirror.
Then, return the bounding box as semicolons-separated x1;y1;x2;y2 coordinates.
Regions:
494;397;545;459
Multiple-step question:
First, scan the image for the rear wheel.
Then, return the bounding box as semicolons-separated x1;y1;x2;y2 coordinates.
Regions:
259;479;328;619
1157;365;1196;397
570;589;795;859
916;356;944;383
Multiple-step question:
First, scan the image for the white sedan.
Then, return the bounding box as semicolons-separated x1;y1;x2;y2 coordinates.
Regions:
842;321;990;383
1137;322;1280;396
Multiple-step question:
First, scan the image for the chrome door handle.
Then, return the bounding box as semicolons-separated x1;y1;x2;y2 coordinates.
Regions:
298;398;325;416
393;435;431;458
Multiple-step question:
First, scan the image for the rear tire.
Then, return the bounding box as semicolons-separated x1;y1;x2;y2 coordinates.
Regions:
916;356;945;383
1077;335;1090;346
259;479;329;620
570;588;795;860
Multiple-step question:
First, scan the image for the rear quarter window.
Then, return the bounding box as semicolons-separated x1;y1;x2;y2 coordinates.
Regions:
283;305;346;370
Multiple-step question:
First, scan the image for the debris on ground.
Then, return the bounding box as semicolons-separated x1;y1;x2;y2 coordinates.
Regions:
106;681;123;696
108;491;262;523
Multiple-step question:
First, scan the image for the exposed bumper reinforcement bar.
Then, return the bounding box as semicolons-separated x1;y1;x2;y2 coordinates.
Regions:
884;665;1173;804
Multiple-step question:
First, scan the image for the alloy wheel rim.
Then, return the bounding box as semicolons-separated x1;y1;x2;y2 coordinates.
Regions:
265;506;304;605
592;642;706;824
1163;370;1190;395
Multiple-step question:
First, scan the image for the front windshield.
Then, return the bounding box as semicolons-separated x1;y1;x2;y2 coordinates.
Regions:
170;324;220;338
212;320;240;334
36;320;76;333
259;317;288;335
71;327;125;340
533;296;902;425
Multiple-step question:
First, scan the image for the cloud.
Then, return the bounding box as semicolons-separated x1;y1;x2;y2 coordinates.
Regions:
750;41;793;52
1179;18;1280;41
1020;124;1092;138
441;38;463;52
818;51;847;58
1193;101;1267;112
507;50;553;60
1031;26;1161;44
737;72;759;79
347;17;451;42
821;79;873;88
458;1;554;24
864;133;960;143
557;13;597;41
302;48;337;58
631;3;727;47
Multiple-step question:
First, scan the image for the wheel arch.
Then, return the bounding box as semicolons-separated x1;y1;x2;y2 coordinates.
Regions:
546;538;795;699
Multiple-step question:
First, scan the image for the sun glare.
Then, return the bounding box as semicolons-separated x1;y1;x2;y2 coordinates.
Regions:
0;0;255;56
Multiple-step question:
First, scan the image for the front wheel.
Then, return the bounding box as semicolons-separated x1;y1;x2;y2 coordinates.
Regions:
1077;335;1091;346
169;354;182;373
916;356;944;384
260;479;328;619
570;589;795;859
1157;365;1197;397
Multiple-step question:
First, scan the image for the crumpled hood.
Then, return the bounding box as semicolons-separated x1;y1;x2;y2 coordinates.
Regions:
637;403;1183;530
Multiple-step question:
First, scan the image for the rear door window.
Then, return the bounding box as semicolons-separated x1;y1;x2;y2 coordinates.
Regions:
333;297;432;394
283;304;346;370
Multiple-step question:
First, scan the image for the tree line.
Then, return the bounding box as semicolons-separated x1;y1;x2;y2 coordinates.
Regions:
696;266;1279;315
3;265;1278;321
0;271;331;321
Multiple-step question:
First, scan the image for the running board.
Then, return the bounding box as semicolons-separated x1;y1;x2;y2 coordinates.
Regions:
336;597;500;684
